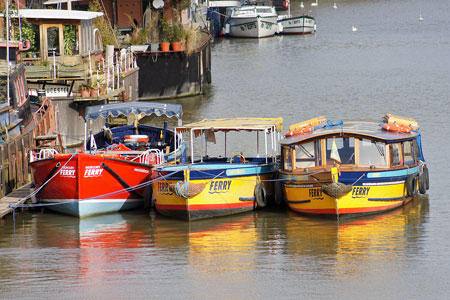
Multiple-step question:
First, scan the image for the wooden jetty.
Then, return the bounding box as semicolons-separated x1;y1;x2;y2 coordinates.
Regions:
0;183;32;219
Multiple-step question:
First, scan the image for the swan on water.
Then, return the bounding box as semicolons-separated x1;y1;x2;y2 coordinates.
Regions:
311;0;318;7
352;25;358;32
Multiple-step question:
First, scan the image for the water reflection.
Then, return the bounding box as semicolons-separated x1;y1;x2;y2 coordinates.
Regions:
283;195;429;276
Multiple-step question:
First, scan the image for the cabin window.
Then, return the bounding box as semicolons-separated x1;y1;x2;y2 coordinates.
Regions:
294;141;321;169
402;140;414;164
390;143;402;166
412;139;421;161
283;147;293;171
326;137;355;165
358;139;387;167
63;25;79;56
47;26;60;56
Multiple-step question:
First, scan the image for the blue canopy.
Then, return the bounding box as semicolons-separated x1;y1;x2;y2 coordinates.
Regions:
84;101;183;121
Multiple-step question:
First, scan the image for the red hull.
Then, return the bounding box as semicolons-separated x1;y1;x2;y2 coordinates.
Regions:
30;153;152;201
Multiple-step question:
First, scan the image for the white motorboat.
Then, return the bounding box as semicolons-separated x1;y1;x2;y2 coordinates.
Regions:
225;5;279;38
277;14;315;35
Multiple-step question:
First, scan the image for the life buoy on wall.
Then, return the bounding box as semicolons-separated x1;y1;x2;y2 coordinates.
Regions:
283;0;289;8
285;126;313;137
254;183;267;208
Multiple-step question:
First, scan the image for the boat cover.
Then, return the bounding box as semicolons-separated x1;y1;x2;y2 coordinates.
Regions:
176;117;283;136
85;102;183;121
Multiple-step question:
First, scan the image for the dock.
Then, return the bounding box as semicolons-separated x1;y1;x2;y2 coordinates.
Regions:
0;183;33;219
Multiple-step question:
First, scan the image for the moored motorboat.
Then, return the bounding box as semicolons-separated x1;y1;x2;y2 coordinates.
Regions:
277;15;316;35
225;5;279;38
29;102;186;218
276;0;316;35
153;117;283;221
279;115;429;219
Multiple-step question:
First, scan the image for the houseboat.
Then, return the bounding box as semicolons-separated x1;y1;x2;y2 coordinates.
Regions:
152;117;283;221
279;115;429;219
29;102;186;218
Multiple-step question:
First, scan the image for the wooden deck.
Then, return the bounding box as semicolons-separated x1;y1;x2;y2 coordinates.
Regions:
0;183;33;219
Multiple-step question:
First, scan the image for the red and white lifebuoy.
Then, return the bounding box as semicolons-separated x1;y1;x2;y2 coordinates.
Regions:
381;123;412;133
283;0;290;8
285;126;313;137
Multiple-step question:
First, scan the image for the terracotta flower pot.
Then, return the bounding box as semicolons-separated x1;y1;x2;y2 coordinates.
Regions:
171;42;181;52
90;87;99;97
160;42;170;52
81;87;90;97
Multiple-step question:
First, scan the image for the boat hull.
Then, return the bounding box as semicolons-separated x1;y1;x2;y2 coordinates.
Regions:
154;163;277;221
282;167;420;219
229;16;278;38
30;153;152;217
278;16;315;35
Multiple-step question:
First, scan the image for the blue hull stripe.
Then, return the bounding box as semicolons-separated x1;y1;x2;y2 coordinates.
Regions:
367;166;419;179
239;196;255;201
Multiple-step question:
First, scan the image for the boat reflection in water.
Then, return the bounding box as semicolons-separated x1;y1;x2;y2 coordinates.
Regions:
283;195;429;274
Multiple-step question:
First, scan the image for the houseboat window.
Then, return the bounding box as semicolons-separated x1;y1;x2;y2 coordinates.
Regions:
63;25;79;55
295;141;322;169
412;139;421;161
358;139;387;166
326;137;355;165
390;143;401;166
47;26;60;56
402;140;414;164
283;147;293;171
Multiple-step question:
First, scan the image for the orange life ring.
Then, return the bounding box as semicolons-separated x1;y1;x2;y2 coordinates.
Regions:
381;123;412;133
283;0;289;8
285;126;313;137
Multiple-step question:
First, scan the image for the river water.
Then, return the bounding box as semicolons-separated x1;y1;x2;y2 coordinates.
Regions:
1;0;450;299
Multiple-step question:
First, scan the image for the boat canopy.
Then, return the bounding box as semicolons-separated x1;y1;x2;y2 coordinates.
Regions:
85;102;183;121
281;119;420;145
176;117;283;136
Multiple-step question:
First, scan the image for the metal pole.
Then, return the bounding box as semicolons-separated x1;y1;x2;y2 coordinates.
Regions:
190;129;194;163
6;0;10;106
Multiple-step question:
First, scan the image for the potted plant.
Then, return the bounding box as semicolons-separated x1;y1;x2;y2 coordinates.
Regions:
160;17;171;52
80;83;91;97
149;10;160;52
169;24;184;52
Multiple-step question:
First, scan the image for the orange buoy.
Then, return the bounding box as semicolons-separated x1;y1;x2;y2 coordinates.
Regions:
381;123;412;133
285;126;313;137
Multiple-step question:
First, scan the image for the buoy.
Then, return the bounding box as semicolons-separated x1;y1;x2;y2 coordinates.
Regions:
283;0;289;8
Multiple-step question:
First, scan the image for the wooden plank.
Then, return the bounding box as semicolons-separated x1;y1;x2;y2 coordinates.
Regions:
0;183;32;219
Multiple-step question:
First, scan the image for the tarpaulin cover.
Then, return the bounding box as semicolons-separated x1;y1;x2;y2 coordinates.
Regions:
85;101;183;121
176;117;283;136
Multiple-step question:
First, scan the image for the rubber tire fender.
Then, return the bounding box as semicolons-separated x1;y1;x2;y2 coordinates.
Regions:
274;175;284;206
144;185;153;209
424;166;430;190
405;174;417;197
418;172;427;194
255;183;267;208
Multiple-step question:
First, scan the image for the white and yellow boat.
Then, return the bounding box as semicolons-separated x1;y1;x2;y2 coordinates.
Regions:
152;118;283;221
280;115;429;219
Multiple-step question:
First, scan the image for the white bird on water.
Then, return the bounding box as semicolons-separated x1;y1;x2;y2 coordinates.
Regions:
311;0;318;7
333;3;337;9
300;1;304;8
419;14;424;21
352;25;358;32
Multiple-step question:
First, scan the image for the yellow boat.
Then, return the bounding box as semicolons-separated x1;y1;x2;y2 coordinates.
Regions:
279;115;429;219
153;117;283;221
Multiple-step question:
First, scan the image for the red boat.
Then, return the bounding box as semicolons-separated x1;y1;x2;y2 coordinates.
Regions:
30;102;185;217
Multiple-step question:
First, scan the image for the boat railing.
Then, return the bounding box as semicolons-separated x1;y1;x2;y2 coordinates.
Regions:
30;148;59;162
132;149;165;165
